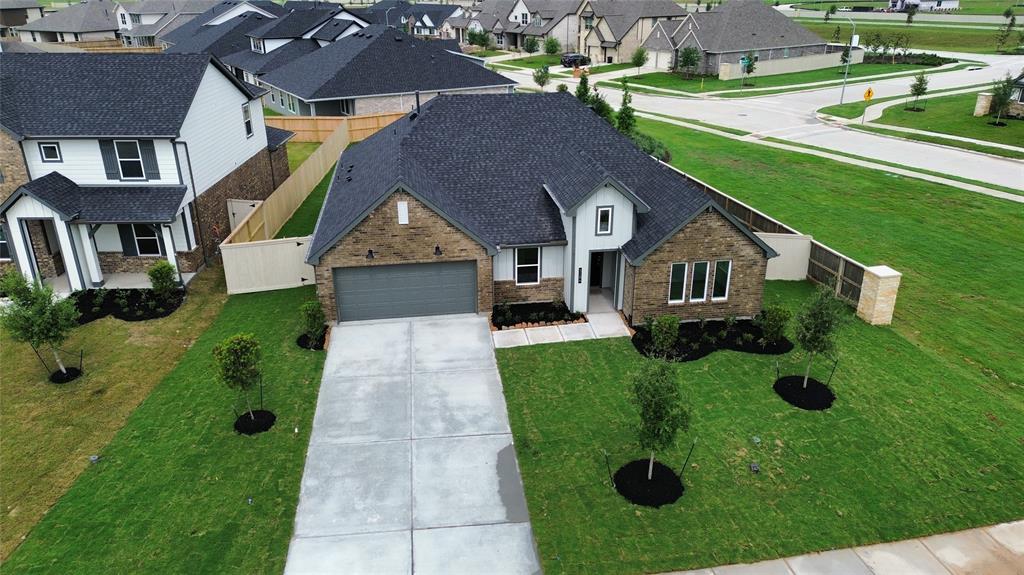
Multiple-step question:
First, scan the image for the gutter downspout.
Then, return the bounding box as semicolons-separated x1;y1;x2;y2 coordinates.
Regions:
179;141;208;267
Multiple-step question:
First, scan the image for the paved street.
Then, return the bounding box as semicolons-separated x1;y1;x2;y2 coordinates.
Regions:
284;315;541;575
497;51;1024;192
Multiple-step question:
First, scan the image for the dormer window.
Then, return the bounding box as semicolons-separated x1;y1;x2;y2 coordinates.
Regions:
596;206;613;235
251;37;264;53
130;13;141;24
120;12;127;25
521;12;528;22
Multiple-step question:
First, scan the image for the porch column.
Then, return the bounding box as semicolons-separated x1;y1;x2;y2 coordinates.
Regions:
76;224;104;287
54;221;85;292
160;224;180;280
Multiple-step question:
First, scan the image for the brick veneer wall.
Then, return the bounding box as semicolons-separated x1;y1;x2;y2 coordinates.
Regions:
624;209;767;325
98;252;164;274
0;130;29;203
25;220;61;278
313;191;493;322
494;278;564;305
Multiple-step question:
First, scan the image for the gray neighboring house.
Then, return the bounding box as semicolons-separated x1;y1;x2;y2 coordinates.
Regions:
643;0;828;74
18;0;119;43
115;0;220;48
350;0;462;38
0;0;45;38
444;0;579;52
159;0;290;57
578;0;685;64
259;25;515;116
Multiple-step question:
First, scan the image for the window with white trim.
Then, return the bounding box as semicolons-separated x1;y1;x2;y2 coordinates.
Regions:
115;140;145;180
0;226;10;260
132;224;161;256
689;261;708;302
242;103;253;137
130;13;141;23
515;247;540;285
251;37;264;53
287;94;297;113
596;206;612;235
712;260;731;300
39;142;62;162
668;262;687;303
120;12;127;24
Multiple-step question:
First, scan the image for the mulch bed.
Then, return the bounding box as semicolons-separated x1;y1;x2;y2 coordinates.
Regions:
296;332;326;350
491;301;584;330
234;410;276;435
49;367;82;384
632;319;793;362
773;376;836;411
613;459;684;508
71;288;185;325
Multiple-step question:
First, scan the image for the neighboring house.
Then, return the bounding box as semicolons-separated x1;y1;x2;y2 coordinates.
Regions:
0;0;45;38
305;93;776;324
888;0;959;11
18;0;119;43
259;26;515;116
115;0;220;48
578;0;685;64
159;0;290;57
446;0;577;52
0;53;292;292
351;0;462;38
643;0;828;74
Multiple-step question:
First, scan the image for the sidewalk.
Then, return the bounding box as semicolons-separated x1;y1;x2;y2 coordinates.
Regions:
663;519;1024;575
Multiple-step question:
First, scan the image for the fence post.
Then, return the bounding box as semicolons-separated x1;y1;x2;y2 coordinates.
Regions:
835;257;845;297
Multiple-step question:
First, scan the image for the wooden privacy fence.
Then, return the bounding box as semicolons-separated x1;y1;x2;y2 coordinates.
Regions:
264;112;404;143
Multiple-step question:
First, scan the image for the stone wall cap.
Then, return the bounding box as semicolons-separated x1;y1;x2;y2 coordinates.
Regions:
865;264;901;278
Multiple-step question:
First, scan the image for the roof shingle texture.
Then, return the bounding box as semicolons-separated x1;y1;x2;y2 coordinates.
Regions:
16;172;188;223
19;0;118;33
308;93;713;263
683;0;825;52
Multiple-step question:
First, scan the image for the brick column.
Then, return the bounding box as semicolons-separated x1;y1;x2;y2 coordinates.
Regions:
856;265;901;326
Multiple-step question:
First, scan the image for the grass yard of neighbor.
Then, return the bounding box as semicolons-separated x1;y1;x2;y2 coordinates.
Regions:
285;142;320;173
502;54;562;69
262;106;282;117
275;165;334;238
618;62;931;93
817;82;992;118
851;123;1024;159
497;118;1024;573
791;0;1017;14
4;286;326;574
472;49;509;57
800;20;1006;53
873;91;1024;148
0;268;229;560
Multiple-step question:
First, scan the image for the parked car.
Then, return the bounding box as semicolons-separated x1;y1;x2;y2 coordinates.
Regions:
560;53;591;68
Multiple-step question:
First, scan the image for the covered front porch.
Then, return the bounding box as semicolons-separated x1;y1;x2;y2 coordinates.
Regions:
42;271;198;296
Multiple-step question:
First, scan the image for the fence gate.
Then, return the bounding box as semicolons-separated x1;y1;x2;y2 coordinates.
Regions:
227;199;263;232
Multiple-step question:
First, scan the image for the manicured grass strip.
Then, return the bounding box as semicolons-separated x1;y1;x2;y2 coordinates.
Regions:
501;54;562;69
4;286;326;574
472;49;509;57
275;164;334;238
850;124;1024;159
0;268;229;560
636;117;1023;389
488;63;522;71
263;106;282;117
640;111;752;136
791;0;1015;15
595;80;694;97
615;63;930;93
799;20;1005;53
713;63;981;98
760;136;1024;195
817;82;992;118
286;142;320;173
872;91;1024;148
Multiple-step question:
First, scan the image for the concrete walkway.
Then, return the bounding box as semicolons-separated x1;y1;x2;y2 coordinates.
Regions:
664;519;1024;575
492;289;632;348
284;314;541;575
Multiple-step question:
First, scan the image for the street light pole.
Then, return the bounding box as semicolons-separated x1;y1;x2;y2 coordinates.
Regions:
838;17;855;105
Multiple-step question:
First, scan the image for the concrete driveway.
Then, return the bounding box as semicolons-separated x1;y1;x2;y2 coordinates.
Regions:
284;315;541;575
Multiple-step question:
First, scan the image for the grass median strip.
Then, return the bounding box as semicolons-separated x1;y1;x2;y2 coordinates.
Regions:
4;285;326;574
871;91;1024;149
848;124;1024;160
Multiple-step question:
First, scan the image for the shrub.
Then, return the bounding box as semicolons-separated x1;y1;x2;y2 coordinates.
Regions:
147;260;178;302
0;268;31;304
651;314;679;356
755;305;791;347
556;83;569;92
543;36;560;55
588;89;613;123
629;132;671;162
523;35;539;54
300;300;326;342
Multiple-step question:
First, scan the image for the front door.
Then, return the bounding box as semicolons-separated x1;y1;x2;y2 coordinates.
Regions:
589;252;604;287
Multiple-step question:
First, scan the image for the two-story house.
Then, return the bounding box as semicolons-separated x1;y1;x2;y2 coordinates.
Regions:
0;0;45;39
577;0;684;64
305;93;776;323
445;0;576;52
159;0;290;57
0;53;292;293
115;0;220;48
350;0;461;38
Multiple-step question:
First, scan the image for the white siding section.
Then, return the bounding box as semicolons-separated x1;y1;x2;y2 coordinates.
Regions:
493;248;513;281
568;184;635;312
178;63;268;195
23;138;179;186
205;2;275;25
561;213;574;303
5;196;83;289
542;245;563;278
94;224;123;252
264;38;291;52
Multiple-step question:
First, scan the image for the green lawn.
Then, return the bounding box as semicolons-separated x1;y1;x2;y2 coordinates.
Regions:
851;123;1024;159
497;119;1024;574
873;91;1024;148
618;63;932;93
286;142;320;173
472;49;510;58
800;20;1007;53
502;54;562;69
263;106;282;117
792;0;1017;15
817;82;992;118
275;165;334;238
4;286;326;574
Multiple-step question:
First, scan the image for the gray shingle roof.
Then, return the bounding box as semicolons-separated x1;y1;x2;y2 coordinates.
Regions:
247;6;336;38
588;0;684;41
159;1;288;49
265;125;294;150
0;53;255;137
685;0;825;53
259;26;513;101
3;172;188;223
122;12;199;38
307;93;762;265
19;0;118;33
309;17;359;40
0;0;42;10
220;37;319;75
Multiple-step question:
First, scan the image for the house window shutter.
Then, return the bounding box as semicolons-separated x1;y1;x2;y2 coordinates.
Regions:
118;224;138;256
139;140;160;180
99;140;120;180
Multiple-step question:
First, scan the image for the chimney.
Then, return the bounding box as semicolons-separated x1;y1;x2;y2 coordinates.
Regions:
415;90;421;114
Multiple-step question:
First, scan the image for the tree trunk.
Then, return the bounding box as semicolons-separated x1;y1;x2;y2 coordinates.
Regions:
52;347;67;374
648;451;655;480
803;352;815;389
245;393;255;420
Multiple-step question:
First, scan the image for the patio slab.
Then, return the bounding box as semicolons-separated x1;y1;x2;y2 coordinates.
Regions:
786;548;873;575
985;520;1024;555
284;530;411;575
413;522;539;575
493;328;529;348
311;374;409;444
854;539;952;575
558;322;596;341
412;315;495;372
412;369;510;438
922;528;1022;575
525;325;563;344
587;311;631;338
325;320;410;376
715;558;794;575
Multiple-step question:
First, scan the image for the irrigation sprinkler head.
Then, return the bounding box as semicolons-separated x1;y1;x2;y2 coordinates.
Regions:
88;455;101;464
247;497;254;505
750;462;760;474
752;436;761;446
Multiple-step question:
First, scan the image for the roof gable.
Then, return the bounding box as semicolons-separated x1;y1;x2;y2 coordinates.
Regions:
19;0;118;33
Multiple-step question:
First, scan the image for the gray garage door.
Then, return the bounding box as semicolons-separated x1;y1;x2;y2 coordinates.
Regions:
332;261;478;322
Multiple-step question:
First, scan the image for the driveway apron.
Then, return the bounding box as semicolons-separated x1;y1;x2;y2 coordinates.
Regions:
285;314;541;575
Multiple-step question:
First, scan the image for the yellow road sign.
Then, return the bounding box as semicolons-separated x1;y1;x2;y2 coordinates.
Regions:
864;87;874;101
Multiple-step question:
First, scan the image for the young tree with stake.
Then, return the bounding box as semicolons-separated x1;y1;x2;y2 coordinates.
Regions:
677;46;700;79
794;286;846;389
908;71;928;110
533;65;550;90
213;333;263;420
989;74;1015;125
825;4;836;22
905;4;917;25
575;72;591;102
523;35;539;54
631;360;689;480
630;47;648;75
995;8;1015;52
0;276;79;377
616;81;636;134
